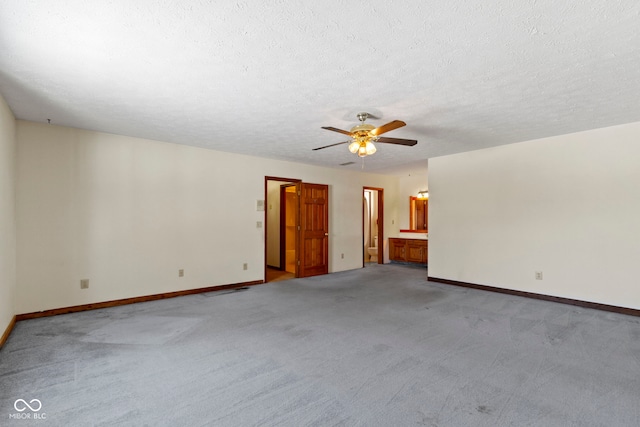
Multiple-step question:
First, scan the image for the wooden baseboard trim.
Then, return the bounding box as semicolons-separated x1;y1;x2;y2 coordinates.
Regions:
1;315;17;349
428;277;640;317
15;280;264;321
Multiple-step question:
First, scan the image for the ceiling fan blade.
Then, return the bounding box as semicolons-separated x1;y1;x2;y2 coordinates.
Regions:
376;136;418;146
321;126;353;137
370;120;406;136
312;141;351;151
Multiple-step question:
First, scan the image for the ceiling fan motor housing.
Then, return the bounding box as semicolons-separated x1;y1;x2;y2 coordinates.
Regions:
350;123;375;135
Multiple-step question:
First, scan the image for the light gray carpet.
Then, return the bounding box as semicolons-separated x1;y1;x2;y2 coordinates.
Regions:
1;264;639;426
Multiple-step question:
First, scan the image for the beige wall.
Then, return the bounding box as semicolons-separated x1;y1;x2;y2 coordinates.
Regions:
16;121;399;314
17;114;640;318
429;121;640;309
0;93;17;333
8;114;640;317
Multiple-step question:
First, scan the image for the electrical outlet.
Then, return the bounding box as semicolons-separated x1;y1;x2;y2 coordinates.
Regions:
256;221;262;228
535;271;543;280
243;263;248;270
179;269;184;277
80;279;89;289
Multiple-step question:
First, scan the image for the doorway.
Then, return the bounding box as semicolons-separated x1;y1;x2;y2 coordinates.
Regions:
266;177;299;282
265;177;330;282
363;187;384;266
280;184;298;276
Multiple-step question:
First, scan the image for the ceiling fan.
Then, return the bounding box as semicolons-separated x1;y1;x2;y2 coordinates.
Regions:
314;112;417;157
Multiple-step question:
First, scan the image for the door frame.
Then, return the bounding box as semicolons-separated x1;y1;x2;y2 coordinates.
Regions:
265;176;301;283
363;186;384;267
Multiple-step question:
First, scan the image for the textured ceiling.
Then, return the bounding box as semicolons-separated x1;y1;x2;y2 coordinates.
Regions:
1;0;639;174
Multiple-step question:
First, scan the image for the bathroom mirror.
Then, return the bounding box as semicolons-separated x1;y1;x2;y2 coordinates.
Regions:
407;196;428;232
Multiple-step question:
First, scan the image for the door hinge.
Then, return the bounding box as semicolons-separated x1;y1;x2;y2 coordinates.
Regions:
297;225;300;231
297;260;300;266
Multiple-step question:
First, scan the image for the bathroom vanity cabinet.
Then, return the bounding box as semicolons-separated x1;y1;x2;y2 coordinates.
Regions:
389;238;428;264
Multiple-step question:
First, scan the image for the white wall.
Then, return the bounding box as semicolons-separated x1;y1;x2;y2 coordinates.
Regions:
16;121;399;314
0;93;17;333
429;121;640;309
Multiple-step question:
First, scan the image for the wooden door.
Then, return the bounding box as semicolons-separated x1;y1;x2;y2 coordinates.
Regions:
297;182;329;278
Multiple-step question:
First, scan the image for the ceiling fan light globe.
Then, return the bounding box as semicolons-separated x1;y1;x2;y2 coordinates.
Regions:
348;141;360;153
365;141;377;155
358;145;367;157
